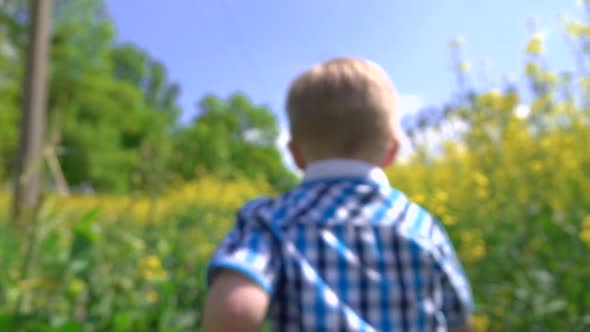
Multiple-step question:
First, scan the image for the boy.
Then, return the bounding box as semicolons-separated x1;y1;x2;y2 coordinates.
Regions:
202;58;474;332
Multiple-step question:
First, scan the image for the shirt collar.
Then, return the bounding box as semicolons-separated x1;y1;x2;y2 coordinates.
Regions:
302;159;390;187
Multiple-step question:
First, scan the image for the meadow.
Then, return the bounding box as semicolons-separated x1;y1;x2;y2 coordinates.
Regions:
0;177;272;331
2;1;590;331
1;101;589;331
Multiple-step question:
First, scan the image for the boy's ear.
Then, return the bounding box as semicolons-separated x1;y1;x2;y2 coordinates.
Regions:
381;138;400;168
288;141;306;170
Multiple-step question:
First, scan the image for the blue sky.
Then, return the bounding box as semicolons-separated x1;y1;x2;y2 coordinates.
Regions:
105;0;580;165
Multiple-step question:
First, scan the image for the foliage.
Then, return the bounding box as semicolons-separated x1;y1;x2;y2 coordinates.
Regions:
0;0;24;180
0;0;294;194
388;10;590;331
0;175;273;332
172;93;297;192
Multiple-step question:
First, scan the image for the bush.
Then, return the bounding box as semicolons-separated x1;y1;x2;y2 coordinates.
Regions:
388;14;590;330
0;176;272;332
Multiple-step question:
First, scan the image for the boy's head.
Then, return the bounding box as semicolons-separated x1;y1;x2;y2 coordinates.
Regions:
286;57;401;169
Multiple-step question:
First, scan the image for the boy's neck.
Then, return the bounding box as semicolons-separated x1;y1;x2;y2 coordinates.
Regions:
302;159;390;186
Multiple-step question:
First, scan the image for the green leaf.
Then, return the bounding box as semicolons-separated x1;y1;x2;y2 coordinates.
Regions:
0;314;13;331
161;280;176;302
541;300;567;315
173;311;197;328
74;208;102;238
67;210;101;273
113;312;133;332
54;322;85;332
71;208;102;256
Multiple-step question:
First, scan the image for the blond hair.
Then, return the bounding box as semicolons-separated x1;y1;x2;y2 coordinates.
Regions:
286;57;399;164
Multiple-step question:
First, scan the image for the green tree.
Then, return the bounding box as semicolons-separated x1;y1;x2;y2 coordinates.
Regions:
0;0;25;180
173;93;297;191
1;0;293;193
46;0;179;193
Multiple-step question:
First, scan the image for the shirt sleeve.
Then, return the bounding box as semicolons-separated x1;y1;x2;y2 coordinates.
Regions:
206;198;282;295
430;220;474;328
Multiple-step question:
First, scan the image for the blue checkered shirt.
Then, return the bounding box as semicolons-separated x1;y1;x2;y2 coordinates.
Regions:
207;159;473;331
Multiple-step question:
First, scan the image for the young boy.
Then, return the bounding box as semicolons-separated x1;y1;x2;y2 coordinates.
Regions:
202;58;474;332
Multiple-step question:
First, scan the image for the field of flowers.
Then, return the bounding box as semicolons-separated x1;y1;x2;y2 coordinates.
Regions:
386;37;590;327
1;102;589;331
2;9;590;332
389;102;590;330
0;177;274;332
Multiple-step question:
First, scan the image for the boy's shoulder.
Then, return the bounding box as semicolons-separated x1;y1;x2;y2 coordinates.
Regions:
237;196;275;216
234;186;461;268
238;181;322;212
237;183;451;244
394;200;462;266
234;196;275;228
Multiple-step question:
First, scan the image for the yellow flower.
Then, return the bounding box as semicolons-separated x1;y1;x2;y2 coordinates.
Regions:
141;255;162;270
473;313;489;331
68;278;87;296
459;61;471;73
449;36;464;48
531;95;552;113
434;190;449;203
525;34;544;55
413;193;426;205
502;91;520;110
199;242;216;260
473;172;489;187
530;161;544;173
479;90;502;110
0;191;9;211
580;228;590;247
17;278;38;290
579;77;590;91
434;205;447;219
524;62;540;76
553;102;569;114
442;214;456;226
476;188;488;200
460;230;486;263
137;255;167;282
542;71;557;84
564;158;579;170
146;290;159;304
566;22;583;38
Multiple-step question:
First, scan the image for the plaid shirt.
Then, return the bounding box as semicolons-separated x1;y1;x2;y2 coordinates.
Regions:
207;159;473;331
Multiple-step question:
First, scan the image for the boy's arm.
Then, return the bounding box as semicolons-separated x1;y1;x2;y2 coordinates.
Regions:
202;269;270;332
201;198;280;332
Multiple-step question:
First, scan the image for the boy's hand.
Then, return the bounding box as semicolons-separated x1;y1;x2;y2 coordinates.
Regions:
202;269;270;332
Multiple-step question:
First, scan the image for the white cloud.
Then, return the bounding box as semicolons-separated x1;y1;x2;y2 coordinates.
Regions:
396;93;426;156
276;123;300;174
398;93;425;116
